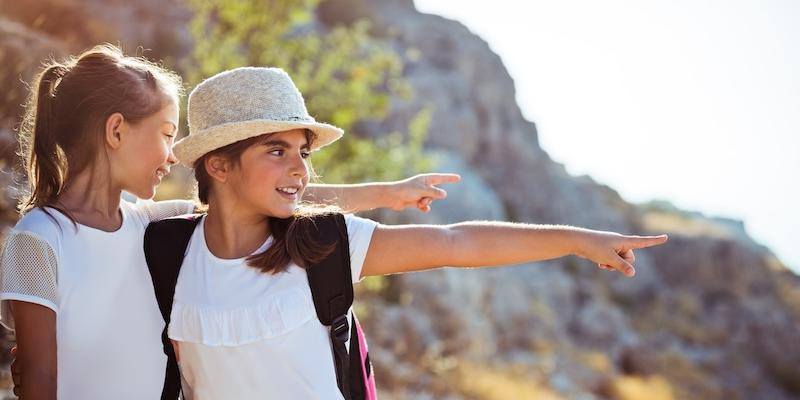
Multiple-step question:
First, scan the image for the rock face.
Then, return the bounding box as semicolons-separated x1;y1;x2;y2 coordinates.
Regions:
1;1;799;399
317;1;800;399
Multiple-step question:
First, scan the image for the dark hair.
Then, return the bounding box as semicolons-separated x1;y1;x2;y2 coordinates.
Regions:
17;44;183;215
194;130;337;274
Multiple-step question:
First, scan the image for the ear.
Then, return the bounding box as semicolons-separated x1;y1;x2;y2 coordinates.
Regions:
204;154;231;183
104;112;125;149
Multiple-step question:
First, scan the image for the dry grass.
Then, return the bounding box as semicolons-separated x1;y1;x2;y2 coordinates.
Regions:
606;375;675;400
577;351;613;375
448;362;565;400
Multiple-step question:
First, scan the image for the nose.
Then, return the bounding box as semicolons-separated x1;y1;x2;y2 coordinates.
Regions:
289;153;308;179
167;148;178;166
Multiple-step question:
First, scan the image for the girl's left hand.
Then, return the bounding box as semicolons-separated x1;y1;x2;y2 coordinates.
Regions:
389;173;461;212
575;230;669;277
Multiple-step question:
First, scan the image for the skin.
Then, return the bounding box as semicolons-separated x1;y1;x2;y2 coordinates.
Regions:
304;173;461;214
10;109;460;399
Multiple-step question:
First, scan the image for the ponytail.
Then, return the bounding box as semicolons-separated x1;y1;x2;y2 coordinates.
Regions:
21;64;70;213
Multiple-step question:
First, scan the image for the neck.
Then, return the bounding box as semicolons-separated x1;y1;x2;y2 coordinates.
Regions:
56;166;123;231
203;194;271;259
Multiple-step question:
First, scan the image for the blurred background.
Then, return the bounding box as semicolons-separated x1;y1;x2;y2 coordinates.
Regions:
0;0;798;399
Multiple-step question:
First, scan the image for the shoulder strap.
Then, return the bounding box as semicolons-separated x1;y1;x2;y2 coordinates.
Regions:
306;213;354;325
144;215;202;323
143;214;203;400
306;212;356;400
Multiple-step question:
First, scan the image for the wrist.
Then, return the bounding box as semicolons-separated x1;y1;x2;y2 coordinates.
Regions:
378;181;397;209
567;227;593;259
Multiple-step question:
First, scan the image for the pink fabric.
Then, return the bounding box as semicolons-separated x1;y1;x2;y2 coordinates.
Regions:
354;316;377;399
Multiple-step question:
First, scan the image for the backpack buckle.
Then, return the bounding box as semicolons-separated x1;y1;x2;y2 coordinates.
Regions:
331;314;350;342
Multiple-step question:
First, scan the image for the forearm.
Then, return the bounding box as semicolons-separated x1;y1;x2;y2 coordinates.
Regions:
11;301;57;400
19;369;56;400
304;183;391;212
446;221;588;267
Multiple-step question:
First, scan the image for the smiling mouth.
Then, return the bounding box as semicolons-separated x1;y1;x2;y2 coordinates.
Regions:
276;187;299;195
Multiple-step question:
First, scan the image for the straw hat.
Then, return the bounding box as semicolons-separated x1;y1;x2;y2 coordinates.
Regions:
173;67;344;166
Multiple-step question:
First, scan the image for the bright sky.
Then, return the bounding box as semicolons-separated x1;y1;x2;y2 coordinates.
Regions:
415;0;800;273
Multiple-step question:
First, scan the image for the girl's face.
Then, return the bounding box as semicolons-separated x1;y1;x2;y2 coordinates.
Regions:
116;99;179;199
228;129;310;218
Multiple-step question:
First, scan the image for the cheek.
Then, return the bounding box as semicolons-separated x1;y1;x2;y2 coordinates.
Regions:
240;164;277;190
131;135;168;163
150;140;170;161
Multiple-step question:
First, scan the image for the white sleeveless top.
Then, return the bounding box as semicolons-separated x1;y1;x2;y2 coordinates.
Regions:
169;214;377;400
0;199;195;400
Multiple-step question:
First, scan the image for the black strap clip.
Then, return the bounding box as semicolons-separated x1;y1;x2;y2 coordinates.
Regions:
331;314;350;342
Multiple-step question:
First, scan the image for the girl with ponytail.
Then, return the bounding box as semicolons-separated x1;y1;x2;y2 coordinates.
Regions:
0;44;458;400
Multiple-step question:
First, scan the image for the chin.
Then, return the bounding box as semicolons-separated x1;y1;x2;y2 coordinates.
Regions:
272;210;295;219
132;186;157;200
268;206;296;219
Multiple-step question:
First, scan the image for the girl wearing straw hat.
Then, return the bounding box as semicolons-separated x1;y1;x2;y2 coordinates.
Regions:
0;45;459;400
159;66;669;399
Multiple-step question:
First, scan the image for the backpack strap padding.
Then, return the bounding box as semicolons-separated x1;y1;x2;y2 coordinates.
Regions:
306;213;356;400
144;215;203;400
306;213;354;323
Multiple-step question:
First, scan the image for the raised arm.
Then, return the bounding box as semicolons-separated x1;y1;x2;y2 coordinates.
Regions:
10;301;56;400
303;173;460;213
361;221;668;278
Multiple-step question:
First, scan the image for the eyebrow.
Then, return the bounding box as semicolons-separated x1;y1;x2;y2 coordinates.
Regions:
262;139;310;150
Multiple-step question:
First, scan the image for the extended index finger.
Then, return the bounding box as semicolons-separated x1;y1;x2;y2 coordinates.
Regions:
624;234;669;249
422;173;461;186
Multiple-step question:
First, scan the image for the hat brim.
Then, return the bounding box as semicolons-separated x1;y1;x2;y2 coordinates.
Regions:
173;119;344;167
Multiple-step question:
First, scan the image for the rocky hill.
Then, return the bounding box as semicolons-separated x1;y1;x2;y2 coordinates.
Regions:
1;0;798;399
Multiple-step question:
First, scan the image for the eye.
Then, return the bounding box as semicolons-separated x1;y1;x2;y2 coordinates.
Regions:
300;151;311;159
269;149;285;156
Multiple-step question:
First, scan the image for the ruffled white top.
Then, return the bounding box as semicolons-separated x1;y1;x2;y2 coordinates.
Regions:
169;214;378;400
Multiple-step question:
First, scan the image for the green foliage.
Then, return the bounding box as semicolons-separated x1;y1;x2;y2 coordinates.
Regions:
186;0;431;182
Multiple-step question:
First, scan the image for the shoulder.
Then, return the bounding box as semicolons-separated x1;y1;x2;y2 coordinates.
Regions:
302;212;378;241
6;208;65;253
305;212;378;230
145;213;203;238
342;213;378;237
144;214;203;251
124;198;196;224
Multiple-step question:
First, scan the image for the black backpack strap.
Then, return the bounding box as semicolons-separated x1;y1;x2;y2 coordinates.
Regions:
306;213;356;400
347;315;367;400
144;214;203;400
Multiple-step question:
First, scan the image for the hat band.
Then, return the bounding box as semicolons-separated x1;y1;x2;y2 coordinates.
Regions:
193;115;317;132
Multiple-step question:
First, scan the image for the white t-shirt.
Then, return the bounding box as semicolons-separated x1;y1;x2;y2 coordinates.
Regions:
169;214;378;400
0;199;195;400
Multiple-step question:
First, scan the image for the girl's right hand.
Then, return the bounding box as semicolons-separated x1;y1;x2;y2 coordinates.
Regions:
10;346;19;397
574;230;669;277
